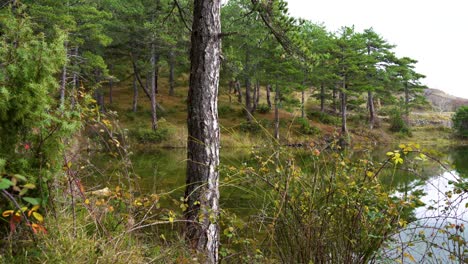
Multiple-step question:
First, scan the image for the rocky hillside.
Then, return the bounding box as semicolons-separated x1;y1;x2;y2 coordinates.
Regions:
424;88;468;112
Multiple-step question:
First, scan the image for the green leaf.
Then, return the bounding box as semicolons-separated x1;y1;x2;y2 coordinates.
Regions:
13;174;27;182
0;178;14;190
23;197;40;205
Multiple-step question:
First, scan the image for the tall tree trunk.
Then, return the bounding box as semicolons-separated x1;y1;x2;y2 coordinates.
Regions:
245;78;252;121
71;46;79;108
228;80;234;103
341;81;347;134
368;90;375;129
108;64;114;105
60;44;68;107
236;80;242;103
266;84;272;108
404;81;409;120
132;73;138;112
150;42;158;130
320;84;325;113
301;90;305;119
169;50;175;96
332;85;338;114
254;80;260;110
184;1;221;263
275;83;280;140
251;79;259;113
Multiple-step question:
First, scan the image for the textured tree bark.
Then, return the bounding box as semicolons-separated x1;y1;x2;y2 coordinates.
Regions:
332;85;337;114
301;90;305;119
60;44;68;107
340;82;347;134
244;49;252;121
251;79;258;113
368;90;375;129
404;81;410;120
71;46;79;108
266;84;272;108
245;77;252;121
184;0;221;263
169;50;175;96
132;73;138;112
275;83;280;140
253;79;260;112
150;42;158;130
236;80;242;103
109;64;114;105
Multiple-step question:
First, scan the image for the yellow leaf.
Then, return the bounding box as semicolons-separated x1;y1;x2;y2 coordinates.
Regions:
366;171;374;177
28;205;40;216
84;199;90;205
32;212;44;223
2;210;14;217
23;183;36;189
399;144;406;149
398;219;407;228
404;252;416;262
386;152;394;156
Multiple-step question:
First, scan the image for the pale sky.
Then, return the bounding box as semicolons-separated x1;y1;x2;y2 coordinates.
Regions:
286;0;468;99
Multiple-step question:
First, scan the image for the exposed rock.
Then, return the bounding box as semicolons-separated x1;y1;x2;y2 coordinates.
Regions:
424;88;468;112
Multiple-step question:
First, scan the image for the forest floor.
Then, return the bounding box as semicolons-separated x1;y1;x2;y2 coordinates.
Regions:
102;78;460;150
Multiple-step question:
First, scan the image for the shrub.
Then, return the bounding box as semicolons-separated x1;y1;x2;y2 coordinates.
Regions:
307;110;339;125
130;128;169;143
295;117;320;135
452;106;468;138
239;120;270;133
218;105;234;117
389;108;411;136
257;104;271;114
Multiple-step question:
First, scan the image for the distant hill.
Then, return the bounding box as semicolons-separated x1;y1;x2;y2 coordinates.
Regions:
424;88;468;112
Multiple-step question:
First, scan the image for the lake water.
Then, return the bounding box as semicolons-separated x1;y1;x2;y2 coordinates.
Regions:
87;144;468;262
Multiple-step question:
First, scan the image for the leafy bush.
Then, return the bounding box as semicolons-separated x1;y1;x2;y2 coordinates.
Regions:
239;120;271;133
130;128;169;143
224;143;430;263
295;117;320;135
257;104;271;114
452;106;468;138
307;110;339;125
389;108;411;136
218;105;235;117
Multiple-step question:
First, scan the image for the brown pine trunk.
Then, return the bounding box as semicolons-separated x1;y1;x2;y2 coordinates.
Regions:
266;84;272;108
60;44;68;106
341;81;347;134
255;80;260;110
301;90;305;118
184;1;221;262
109;65;114;105
150;43;158;130
236;80;242;103
228;80;234;103
245;78;252;121
404;81;409;121
332;85;338;114
252;80;259;113
368;90;375;129
169;50;175;96
275;83;280;140
132;73;138;112
71;46;79;108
